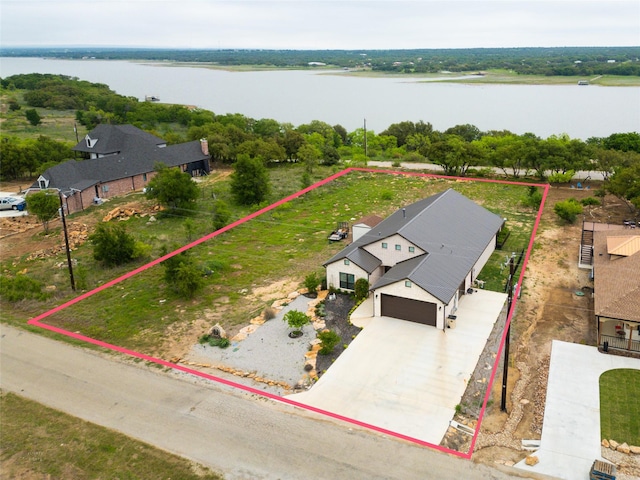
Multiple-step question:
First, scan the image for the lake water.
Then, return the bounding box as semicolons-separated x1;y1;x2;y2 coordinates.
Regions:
1;57;639;139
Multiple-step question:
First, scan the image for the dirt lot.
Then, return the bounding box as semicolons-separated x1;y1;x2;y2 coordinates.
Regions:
1;179;635;473
472;185;635;470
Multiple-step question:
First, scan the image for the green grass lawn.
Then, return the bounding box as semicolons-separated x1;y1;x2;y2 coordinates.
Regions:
1;168;540;352
600;368;640;445
0;392;223;480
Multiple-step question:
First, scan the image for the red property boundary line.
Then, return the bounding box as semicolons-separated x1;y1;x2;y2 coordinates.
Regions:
27;167;549;459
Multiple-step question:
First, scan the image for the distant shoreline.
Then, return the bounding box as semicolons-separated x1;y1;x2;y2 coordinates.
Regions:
134;61;640;86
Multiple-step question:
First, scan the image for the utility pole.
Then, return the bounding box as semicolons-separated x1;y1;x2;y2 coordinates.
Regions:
500;256;515;411
58;191;76;291
363;118;367;158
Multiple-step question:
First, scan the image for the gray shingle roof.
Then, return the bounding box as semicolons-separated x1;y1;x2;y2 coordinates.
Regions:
326;188;504;303
34;125;208;192
72;124;165;155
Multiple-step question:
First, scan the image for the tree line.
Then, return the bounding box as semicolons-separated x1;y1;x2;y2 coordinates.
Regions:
1;73;639;210
3;46;640;76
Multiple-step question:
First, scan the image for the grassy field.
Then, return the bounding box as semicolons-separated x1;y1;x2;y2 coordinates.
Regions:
0;392;223;479
1;168;540;354
599;368;640;446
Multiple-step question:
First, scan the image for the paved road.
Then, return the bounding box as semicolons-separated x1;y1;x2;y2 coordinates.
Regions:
0;324;538;479
367;161;605;181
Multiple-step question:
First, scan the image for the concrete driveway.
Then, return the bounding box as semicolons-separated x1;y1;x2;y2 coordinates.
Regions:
515;340;640;479
290;290;507;445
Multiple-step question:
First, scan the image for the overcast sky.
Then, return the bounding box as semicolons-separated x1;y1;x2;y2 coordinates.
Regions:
1;0;639;50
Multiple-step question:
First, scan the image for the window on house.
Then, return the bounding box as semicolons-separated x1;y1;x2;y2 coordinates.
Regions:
395;244;401;251
339;272;355;290
344;259;350;265
143;173;148;182
102;185;109;193
382;242;388;249
38;179;47;189
405;280;412;287
409;246;415;253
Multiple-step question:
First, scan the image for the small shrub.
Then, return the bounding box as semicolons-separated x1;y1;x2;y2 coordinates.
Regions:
581;196;600;206
548;170;575;185
25;108;41;126
467;167;494;178
380;190;393;201
0;274;51;302
554;198;583;223
263;307;277;320
317;330;341;355
354;278;369;301
391;160;402;168
522;189;543;209
304;272;320;295
208;337;230;348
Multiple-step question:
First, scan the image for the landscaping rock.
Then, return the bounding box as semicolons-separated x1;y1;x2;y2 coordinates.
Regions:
617;442;630;454
209;323;227;339
602;439;610;448
630;445;640;455
610;439;619;450
525;455;539;466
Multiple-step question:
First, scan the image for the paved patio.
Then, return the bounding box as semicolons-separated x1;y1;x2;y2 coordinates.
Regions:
289;290;507;445
515;340;640;479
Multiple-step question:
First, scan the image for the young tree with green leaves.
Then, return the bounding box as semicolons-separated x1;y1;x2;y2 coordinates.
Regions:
26;190;59;233
212;199;232;231
145;164;199;210
161;247;205;299
230;154;270;205
89;222;138;267
608;162;640;211
283;310;310;336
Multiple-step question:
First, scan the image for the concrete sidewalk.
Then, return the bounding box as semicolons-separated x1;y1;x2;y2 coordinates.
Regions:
515;340;640;479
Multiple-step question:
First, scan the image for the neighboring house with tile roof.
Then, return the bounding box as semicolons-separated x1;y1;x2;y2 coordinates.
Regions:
29;124;210;214
593;228;640;355
324;189;504;330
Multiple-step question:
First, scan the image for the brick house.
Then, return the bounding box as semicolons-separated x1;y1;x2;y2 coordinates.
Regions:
29;124;210;214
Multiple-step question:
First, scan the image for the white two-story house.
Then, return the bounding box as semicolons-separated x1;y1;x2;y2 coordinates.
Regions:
324;188;504;330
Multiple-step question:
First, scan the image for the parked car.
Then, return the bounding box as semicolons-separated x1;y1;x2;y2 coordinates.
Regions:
0;197;27;211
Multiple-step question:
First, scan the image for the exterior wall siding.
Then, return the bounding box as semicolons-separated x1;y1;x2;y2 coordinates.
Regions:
473;235;496;282
62;171;157;214
352;224;370;243
363;234;425;267
326;261;367;291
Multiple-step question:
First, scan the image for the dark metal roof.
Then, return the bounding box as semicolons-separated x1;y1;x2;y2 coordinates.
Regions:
326;188;504;303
